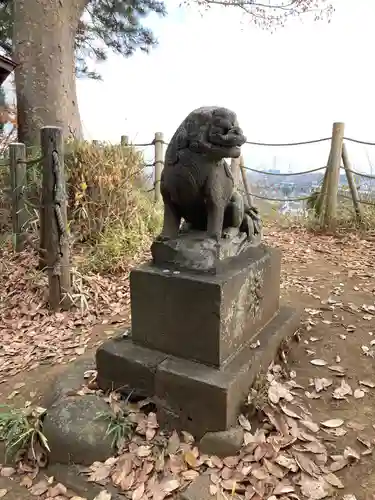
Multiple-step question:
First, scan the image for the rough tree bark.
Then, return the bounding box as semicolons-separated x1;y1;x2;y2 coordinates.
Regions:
13;0;86;145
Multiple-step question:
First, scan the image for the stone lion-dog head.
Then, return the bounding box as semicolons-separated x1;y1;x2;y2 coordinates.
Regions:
168;106;247;164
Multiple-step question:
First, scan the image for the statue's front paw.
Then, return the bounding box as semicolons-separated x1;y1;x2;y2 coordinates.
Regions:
222;227;240;240
207;232;221;242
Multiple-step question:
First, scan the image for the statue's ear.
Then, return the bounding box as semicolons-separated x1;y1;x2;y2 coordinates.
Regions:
168;126;188;163
177;129;189;150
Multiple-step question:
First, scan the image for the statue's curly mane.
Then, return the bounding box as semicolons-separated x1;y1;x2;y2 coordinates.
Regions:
166;106;244;165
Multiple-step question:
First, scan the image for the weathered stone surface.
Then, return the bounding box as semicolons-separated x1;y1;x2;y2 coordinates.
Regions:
199;427;244;457
96;307;298;439
42;357;95;408
131;244;281;367
155;306;299;438
43;396;113;465
158;106;261;246
96;336;167;395
151;229;259;274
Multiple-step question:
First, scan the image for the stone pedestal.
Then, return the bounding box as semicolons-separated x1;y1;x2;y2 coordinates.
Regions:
96;244;299;439
131;245;280;367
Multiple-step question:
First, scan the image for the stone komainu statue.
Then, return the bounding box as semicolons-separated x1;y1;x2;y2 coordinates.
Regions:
158;106;262;243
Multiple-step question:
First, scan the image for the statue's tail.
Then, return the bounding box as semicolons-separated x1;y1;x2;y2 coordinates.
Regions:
243;202;262;237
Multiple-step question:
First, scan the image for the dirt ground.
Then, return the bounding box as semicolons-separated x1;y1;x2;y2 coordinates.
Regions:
267;226;375;499
1;225;375;498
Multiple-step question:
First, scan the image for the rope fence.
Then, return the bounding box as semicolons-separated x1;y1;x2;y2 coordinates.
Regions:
2;122;375;263
242;165;327;176
2;122;374;313
120;124;375;220
127;135;375;149
0;155;43;167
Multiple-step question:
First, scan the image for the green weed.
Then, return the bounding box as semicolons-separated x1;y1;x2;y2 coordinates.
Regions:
95;392;135;451
0;405;49;462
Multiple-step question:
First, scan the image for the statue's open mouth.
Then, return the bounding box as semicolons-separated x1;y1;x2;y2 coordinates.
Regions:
224;145;242;158
209;127;247;150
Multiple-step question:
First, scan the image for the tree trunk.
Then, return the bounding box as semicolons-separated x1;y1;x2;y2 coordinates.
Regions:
13;0;86;145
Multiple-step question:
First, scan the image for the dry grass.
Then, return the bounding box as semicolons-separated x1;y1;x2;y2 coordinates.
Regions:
274;188;375;236
0;140;162;275
64;141;162;273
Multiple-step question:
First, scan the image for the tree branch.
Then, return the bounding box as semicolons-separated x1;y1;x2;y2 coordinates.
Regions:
197;0;301;10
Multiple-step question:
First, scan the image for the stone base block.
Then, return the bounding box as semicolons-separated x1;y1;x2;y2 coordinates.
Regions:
96;306;299;439
96;338;167;397
130;244;281;368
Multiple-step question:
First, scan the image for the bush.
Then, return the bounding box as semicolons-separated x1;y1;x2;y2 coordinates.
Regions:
78;188;162;274
0;140;162;274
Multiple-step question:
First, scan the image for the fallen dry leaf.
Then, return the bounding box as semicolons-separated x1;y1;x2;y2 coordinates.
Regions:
88;463;111;482
333;380;352;399
48;483;68;497
273;482;295;495
323;472;344;488
293;451;321;477
329;458;349;472
209;484;218;496
328;365;346;376
268;380;293;404
132;484;144;500
321;419;344;429
167;431;180;455
160;478;180;494
310;359;327;366
0;468;15;478
344;447;360;462
314;378;333;392
359;380;375;388
354;388;365;399
93;491;112;500
238;413;252;431
29;480;49;496
300;475;331;499
136;445;152;458
300;420;320;433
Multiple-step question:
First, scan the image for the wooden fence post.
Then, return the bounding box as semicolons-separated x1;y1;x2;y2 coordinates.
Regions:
40;126;71;311
9;142;27;252
322;122;345;228
154;132;164;203
121;135;129;147
316;158;330;223
342;143;363;222
239;155;254;206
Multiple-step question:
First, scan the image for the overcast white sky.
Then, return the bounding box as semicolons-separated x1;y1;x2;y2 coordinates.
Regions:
76;0;375;172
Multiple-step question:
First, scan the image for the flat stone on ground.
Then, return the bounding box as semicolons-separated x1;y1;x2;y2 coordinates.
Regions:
199;427;244;457
42;356;95;408
43;395;113;465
